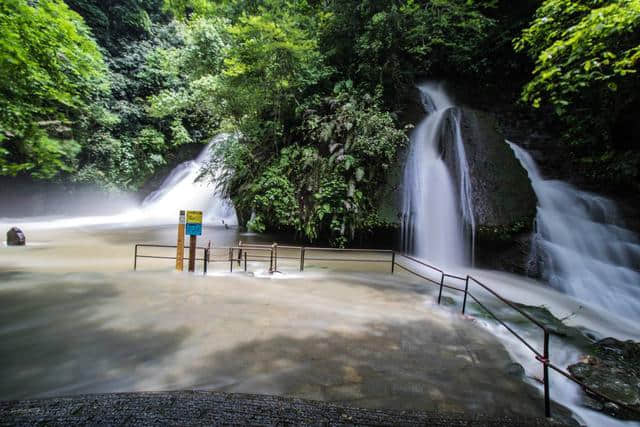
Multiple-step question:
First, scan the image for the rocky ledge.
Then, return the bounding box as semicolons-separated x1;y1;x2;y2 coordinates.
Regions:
568;338;640;420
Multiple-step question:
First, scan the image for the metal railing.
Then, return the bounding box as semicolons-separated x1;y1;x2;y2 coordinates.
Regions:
133;244;211;274
132;241;639;419
392;253;639;419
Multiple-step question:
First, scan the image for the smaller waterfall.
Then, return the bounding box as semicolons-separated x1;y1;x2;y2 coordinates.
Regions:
142;134;237;226
401;83;475;266
509;142;640;320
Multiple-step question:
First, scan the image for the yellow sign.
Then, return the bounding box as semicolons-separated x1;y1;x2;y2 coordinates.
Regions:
186;210;202;224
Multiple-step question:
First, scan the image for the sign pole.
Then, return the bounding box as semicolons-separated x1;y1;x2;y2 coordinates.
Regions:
185;210;203;273
176;210;185;271
188;235;197;272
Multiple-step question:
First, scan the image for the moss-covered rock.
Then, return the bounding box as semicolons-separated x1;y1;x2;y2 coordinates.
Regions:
458;108;536;229
568;338;640;420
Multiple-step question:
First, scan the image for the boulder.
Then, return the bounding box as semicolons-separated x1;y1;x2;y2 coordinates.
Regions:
457;108;537;229
568;338;640;420
7;227;25;246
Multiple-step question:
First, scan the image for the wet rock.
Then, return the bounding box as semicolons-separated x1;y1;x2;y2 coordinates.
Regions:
457;108;536;230
506;362;525;377
568;338;640;420
511;303;594;350
440;296;456;306
6;227;25;246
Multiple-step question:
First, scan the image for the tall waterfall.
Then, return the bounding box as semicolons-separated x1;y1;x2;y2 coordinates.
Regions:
401;83;475;266
143;134;237;226
509;142;640;319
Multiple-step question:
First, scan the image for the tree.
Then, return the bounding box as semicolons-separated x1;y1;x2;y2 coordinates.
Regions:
0;0;108;178
516;0;640;185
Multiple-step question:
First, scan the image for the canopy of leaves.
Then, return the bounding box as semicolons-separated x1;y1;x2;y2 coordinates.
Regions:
0;0;107;178
516;0;640;184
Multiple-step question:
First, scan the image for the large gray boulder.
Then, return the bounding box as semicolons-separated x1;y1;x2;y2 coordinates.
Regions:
7;227;26;246
458;107;536;229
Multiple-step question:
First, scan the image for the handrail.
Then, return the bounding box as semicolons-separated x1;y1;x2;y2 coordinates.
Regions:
131;241;639;419
134;243;209;274
466;275;549;333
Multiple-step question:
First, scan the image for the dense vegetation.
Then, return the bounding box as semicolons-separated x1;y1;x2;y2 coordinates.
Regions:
1;0;638;243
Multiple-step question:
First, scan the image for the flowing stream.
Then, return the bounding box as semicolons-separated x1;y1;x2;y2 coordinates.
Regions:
509;142;640;321
402;83;475;266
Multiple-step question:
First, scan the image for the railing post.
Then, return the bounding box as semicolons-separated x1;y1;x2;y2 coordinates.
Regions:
229;248;233;273
437;272;445;304
544;331;551;418
134;245;138;271
203;248;208;275
269;247;274;274
391;251;395;274
300;247;305;271
462;276;469;314
244;251;248;272
273;243;278;272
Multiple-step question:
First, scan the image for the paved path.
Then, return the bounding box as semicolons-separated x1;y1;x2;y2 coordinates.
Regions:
0;391;566;426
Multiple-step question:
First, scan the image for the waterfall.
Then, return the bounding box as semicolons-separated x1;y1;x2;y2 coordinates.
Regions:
1;135;238;230
509;142;640;319
142;134;238;226
401;83;475;266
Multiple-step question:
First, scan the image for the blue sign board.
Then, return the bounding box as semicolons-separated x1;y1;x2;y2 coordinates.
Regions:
186;223;202;236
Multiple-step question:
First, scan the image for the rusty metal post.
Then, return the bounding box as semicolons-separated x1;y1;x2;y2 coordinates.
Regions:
237;240;243;266
188;235;197;272
229;248;233;272
391;251;395;273
544;331;551;417
244;251;247;272
203;248;208;275
134;244;138;271
273;243;278;272
269;248;274;273
462;276;470;314
437;272;444;305
299;247;305;271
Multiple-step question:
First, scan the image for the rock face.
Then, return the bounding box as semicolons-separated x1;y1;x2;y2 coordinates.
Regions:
568;338;640;420
6;227;25;246
458;107;537;229
456;108;537;273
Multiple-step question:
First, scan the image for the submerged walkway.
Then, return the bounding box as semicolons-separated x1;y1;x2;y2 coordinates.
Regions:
0;391;566;426
0;271;565;419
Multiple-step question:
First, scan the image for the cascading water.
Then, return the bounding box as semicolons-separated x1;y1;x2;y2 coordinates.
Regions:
142;134;237;226
402;83;475;266
509;142;640;320
1;135;237;229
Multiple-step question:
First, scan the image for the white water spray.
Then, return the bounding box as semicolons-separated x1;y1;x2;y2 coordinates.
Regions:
1;135;237;230
402;83;475;266
509;142;640;320
142;135;237;226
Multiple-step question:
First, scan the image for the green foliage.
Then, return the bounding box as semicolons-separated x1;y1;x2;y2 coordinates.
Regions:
219;8;333;143
516;0;640;185
322;0;495;103
0;0;108;179
213;82;407;244
66;0;167;53
516;0;640;113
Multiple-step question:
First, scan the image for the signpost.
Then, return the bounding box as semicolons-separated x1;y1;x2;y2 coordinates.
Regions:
186;210;203;272
176;210;186;271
